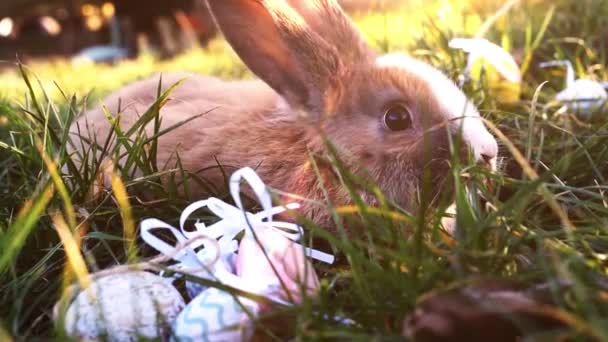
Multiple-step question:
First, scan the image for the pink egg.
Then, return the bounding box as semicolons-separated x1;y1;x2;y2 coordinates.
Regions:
236;226;320;306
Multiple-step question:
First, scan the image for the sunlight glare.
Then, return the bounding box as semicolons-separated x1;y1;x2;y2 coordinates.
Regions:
0;17;14;37
85;16;103;31
40;16;62;36
101;2;115;18
81;4;97;17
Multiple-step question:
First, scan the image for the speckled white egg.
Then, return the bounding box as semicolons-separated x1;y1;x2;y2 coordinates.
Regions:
60;271;185;342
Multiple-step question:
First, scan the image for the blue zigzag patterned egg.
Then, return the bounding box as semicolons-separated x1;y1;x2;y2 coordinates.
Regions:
172;287;259;341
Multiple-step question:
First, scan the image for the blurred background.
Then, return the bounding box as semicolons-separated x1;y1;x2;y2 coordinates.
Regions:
0;0;218;62
0;0;404;63
0;0;428;101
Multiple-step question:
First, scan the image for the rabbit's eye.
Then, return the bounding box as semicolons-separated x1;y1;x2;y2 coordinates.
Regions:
383;105;412;131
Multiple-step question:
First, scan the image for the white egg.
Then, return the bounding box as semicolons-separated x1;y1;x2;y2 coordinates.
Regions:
555;79;608;116
59;271;185;342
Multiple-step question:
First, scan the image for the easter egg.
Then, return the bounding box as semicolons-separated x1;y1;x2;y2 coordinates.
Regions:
555;78;607;116
236;227;319;304
469;53;521;104
450;38;521;104
172;287;258;342
59;271;185;342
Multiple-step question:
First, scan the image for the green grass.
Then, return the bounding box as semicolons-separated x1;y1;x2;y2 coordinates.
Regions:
2;0;608;340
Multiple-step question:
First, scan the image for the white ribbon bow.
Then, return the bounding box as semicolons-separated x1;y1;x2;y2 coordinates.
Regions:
140;167;334;277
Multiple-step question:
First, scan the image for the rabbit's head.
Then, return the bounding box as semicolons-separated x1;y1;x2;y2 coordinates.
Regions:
207;0;498;212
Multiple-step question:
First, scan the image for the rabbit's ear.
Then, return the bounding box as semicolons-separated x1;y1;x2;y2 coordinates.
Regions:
285;0;372;62
206;0;348;117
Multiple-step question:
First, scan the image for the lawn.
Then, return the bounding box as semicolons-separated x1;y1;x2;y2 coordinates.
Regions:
1;0;608;340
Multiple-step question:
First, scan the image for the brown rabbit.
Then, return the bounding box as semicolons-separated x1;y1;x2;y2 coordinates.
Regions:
69;0;498;229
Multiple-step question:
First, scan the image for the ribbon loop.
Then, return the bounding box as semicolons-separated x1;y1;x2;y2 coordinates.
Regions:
140;218;204;269
140;167;335;284
229;167;274;221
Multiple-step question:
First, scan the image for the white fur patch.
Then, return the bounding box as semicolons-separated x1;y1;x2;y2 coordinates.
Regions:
376;53;498;162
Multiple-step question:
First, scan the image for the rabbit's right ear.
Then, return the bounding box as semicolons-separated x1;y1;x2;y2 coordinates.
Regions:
284;0;372;63
206;0;346;119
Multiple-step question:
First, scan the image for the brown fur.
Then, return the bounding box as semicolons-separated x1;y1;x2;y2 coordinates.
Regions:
69;0;497;231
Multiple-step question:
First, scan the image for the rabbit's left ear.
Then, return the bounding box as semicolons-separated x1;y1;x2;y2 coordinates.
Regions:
207;0;372;120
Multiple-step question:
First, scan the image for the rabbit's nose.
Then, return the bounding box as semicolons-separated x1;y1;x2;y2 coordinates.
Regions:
476;138;498;169
481;153;494;163
454;114;498;169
